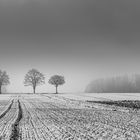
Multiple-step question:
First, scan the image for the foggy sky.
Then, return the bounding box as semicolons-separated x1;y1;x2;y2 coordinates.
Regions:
0;0;140;93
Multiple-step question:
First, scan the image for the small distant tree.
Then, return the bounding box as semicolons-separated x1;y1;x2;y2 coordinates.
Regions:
24;69;45;94
0;70;10;94
49;75;65;94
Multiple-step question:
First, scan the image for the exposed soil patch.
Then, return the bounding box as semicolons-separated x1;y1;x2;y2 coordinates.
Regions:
87;100;140;109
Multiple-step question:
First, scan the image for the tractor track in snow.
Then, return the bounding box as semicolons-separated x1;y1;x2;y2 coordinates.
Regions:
0;99;14;120
10;100;23;140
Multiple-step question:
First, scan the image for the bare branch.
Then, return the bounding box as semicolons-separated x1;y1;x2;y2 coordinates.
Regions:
24;69;45;93
0;70;10;94
48;75;65;94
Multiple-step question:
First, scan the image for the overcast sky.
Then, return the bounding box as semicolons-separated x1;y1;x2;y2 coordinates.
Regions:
0;0;140;93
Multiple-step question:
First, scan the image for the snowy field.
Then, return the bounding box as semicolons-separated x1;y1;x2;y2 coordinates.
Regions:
56;92;140;101
0;93;139;139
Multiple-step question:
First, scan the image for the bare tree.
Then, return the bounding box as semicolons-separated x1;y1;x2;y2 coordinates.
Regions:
49;75;65;94
24;69;45;94
0;70;10;94
85;74;140;93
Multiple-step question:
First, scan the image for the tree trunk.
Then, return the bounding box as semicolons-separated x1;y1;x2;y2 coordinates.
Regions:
33;86;36;94
56;86;58;94
0;85;1;94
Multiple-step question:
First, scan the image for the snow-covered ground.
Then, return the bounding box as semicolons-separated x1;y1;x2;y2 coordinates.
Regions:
56;92;140;101
0;94;140;139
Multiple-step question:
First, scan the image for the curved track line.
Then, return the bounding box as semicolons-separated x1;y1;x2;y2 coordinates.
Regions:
10;100;23;140
0;100;14;119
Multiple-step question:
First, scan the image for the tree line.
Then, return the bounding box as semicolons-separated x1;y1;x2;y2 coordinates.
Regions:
85;74;140;93
0;69;65;94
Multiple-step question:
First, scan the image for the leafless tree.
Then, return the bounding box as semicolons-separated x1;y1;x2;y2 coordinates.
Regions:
24;69;45;94
49;75;65;94
85;75;139;93
0;70;10;94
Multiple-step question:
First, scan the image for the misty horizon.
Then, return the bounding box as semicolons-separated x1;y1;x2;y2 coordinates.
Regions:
0;0;140;93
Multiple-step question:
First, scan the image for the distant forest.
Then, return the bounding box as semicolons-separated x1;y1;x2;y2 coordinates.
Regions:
85;74;140;93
